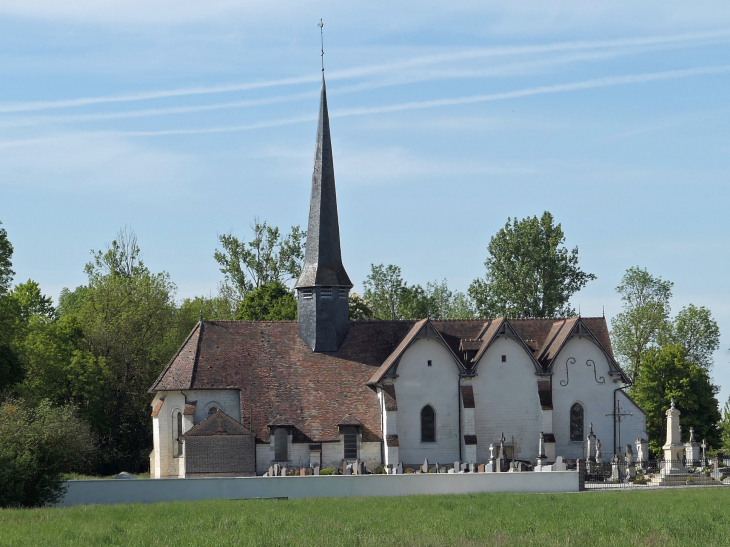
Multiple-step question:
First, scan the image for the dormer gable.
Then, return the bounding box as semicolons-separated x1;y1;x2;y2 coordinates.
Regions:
470;317;542;374
543;317;629;383
367;318;465;385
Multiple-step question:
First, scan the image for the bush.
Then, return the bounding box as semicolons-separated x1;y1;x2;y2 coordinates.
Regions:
0;397;96;507
405;468;415;474
319;468;335;475
633;473;648;485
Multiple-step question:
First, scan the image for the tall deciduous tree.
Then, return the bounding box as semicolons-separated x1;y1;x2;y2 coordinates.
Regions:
719;396;730;452
363;265;473;320
75;229;176;470
610;267;673;384
630;344;721;456
468;212;595;318
0;221;22;390
214;220;305;310
660;304;720;371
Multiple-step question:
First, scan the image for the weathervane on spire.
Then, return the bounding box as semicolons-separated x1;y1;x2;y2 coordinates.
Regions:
318;19;325;72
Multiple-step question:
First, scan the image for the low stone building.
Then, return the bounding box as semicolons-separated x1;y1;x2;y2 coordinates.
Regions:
148;72;647;478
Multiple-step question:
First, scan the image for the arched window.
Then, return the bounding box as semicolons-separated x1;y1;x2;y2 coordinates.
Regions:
274;428;288;462
343;427;358;460
421;405;436;443
570;403;584;442
173;410;183;456
208;406;219;416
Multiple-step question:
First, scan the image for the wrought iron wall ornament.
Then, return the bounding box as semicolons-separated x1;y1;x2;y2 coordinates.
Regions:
586;359;606;384
560;357;576;386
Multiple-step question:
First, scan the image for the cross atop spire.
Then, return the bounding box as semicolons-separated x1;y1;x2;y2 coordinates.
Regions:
318;19;325;72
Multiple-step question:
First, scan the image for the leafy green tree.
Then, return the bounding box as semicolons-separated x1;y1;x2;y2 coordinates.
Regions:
214;220;305;310
363;265;474;320
9;280;55;320
15;314;111;432
0;220;14;295
468;212;595;318
610;267;673;384
719;396;730;452
348;292;374;321
0;221;22;390
0;397;96;507
236;281;297;321
74;228;177;469
363;264;408;320
659;304;720;371
630;344;721;456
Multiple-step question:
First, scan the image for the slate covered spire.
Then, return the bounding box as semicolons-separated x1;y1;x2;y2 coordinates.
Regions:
295;74;352;353
296;75;352;289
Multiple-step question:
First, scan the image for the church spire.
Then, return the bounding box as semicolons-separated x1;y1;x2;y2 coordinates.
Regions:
295;74;352;353
296;75;352;290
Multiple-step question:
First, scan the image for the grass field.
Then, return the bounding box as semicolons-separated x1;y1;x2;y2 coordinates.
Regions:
2;487;729;547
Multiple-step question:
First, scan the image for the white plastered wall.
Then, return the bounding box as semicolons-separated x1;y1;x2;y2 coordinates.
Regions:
395;338;461;465
551;338;646;460
379;387;399;466
616;391;648;457
472;337;542;463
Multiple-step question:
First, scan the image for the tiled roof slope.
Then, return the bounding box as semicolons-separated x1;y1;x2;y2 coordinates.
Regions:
150;317;614;443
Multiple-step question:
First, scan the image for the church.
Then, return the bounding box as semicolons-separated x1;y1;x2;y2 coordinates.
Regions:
148;74;647;478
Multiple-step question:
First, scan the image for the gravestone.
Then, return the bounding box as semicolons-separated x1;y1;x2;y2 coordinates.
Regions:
359;461;366;475
422;458;429;473
489;443;497;462
300;468;307;476
281;467;287;476
341;460;348;475
396;462;403;475
345;463;353;475
586;422;596;462
314;466;320;475
477;463;485;473
468;462;476;473
114;472;135;479
268;466;274;477
439;467;447;473
448;468;456;474
434;463;439;474
636;438;648;468
273;463;280;477
552;456;567;472
595;439;602;463
485;462;494;473
461;463;469;472
685;428;700;467
625;445;636;480
610;454;621;481
454;461;461;473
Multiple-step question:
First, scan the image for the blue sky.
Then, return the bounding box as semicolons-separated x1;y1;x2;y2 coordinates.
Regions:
1;1;729;404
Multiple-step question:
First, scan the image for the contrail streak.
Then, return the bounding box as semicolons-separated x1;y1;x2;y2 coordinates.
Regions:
0;29;728;114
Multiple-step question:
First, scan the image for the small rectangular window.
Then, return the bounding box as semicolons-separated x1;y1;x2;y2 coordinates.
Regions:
302;289;313;300
502;355;507;362
427;360;432;367
321;288;332;299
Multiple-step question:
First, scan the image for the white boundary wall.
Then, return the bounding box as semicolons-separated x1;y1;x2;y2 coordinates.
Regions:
60;472;578;506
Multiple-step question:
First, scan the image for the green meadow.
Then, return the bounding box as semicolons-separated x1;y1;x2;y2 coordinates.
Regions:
2;488;729;547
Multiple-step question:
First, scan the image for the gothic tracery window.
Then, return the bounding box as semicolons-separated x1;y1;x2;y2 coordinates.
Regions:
421;405;436;443
570;403;584;442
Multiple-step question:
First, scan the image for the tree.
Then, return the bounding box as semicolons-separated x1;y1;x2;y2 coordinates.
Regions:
214;220;305;310
424;279;475;319
0;221;22;390
0;220;14;295
236;281;297;321
9;280;55;320
660;304;720;371
348;293;374;321
363;264;408;320
630;344;721;456
610;267;673;384
75;228;176;470
468;212;595;318
719;396;730;452
0;397;96;507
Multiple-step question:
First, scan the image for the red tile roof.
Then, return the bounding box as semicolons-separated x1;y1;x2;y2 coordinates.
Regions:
151;317;617;444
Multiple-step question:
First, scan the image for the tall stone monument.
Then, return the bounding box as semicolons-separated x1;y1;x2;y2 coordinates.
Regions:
684;427;700;467
663;398;685;472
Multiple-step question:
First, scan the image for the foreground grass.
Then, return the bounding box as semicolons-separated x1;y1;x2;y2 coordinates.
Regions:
2;488;729;547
